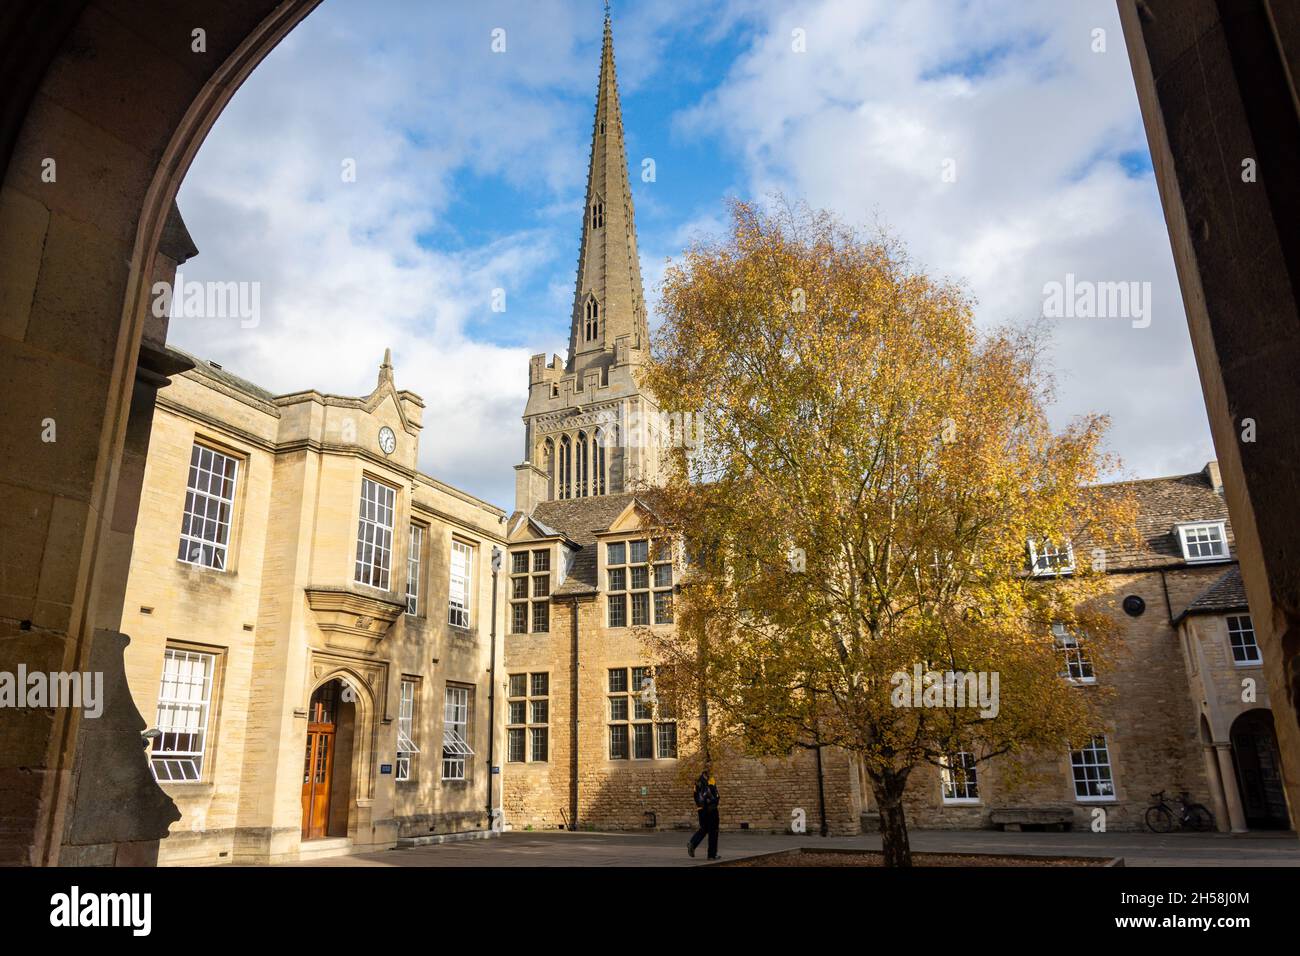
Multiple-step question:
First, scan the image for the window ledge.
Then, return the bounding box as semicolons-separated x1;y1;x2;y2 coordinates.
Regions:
941;798;982;806
1075;795;1117;803
176;558;232;575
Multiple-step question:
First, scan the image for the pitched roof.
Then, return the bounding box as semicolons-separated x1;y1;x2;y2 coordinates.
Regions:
528;493;642;596
1177;566;1249;621
167;345;277;404
1088;467;1233;571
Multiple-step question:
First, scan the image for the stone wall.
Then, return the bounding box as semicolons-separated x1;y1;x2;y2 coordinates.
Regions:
901;568;1220;832
502;594;862;836
119;365;507;864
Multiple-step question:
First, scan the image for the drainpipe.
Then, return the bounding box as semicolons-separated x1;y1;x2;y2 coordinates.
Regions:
814;742;828;837
812;687;828;836
570;596;581;829
486;546;502;828
1159;569;1176;626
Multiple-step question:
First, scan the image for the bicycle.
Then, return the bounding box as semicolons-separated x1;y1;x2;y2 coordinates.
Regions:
1145;790;1215;833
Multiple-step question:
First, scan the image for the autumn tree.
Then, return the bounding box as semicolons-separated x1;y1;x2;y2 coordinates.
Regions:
639;199;1135;867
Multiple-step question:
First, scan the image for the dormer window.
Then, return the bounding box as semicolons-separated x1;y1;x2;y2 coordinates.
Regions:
1176;521;1228;563
591;200;604;230
584;295;600;342
1028;538;1074;576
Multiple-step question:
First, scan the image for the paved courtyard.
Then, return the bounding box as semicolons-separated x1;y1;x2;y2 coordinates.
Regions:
295;827;1300;867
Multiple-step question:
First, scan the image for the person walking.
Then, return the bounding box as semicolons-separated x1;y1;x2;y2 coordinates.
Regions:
687;768;720;860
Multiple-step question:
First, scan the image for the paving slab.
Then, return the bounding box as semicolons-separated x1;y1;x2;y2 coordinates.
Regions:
292;827;1300;867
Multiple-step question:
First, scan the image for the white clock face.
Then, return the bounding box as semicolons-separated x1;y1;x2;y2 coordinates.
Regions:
378;426;396;455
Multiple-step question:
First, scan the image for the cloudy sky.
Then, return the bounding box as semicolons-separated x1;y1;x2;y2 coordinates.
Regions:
171;0;1214;510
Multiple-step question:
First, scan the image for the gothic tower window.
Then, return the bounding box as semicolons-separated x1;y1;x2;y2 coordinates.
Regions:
559;434;572;500
577;431;589;498
591;200;604;230
542;437;555;499
584;295;600;342
593;428;607;496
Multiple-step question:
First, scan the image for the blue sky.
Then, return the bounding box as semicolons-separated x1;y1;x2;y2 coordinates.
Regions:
171;0;1213;509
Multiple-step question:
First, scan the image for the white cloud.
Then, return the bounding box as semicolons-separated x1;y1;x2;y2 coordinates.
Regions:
684;0;1213;480
171;1;624;508
171;0;1216;520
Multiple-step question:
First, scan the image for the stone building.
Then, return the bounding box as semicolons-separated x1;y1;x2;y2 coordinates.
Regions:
88;8;1299;861
5;0;1299;870
501;14;864;837
119;348;508;864
499;13;1291;839
899;464;1292;834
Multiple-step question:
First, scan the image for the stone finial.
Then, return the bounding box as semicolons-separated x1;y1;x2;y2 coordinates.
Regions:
378;347;394;387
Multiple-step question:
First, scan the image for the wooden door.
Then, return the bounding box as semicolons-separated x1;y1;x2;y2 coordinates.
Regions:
301;683;338;839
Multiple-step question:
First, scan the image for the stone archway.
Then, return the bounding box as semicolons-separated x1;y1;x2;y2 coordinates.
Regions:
302;663;381;845
301;678;362;841
1198;713;1233;833
1230;709;1291;831
0;0;322;866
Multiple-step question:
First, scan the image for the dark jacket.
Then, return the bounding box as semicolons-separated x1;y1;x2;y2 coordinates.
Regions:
694;775;719;812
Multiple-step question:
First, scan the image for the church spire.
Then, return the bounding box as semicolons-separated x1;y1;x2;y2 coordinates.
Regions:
514;7;665;514
567;8;648;374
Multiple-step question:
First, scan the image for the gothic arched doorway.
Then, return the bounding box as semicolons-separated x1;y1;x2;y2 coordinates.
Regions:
301;679;357;840
1230;709;1290;830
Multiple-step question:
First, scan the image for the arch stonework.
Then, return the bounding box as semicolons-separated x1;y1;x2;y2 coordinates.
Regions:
0;0;322;866
306;658;384;805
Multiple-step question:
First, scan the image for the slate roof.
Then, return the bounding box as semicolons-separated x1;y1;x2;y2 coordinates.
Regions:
1086;468;1234;571
526;493;642;596
515;467;1240;607
167;345;278;404
1177;566;1249;621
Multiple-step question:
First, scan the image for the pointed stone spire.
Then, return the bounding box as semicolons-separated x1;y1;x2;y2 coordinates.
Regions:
567;8;648;375
377;347;394;387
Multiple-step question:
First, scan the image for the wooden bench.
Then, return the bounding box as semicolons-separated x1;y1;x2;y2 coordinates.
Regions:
989;807;1075;832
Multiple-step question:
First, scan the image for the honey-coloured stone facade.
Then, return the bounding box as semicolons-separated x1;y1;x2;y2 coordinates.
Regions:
120;350;508;865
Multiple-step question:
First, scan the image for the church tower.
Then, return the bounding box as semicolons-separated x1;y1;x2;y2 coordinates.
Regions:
515;10;664;514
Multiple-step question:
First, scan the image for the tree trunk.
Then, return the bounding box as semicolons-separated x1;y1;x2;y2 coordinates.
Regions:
870;771;912;867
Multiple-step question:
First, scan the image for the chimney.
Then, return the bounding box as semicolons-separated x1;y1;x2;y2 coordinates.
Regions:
1204;460;1223;494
